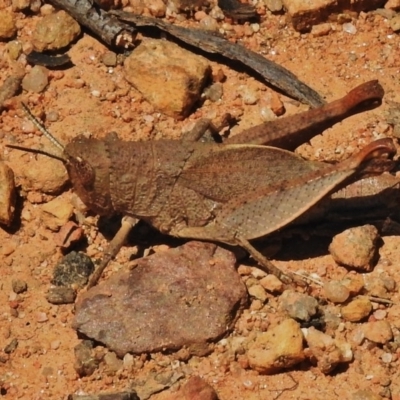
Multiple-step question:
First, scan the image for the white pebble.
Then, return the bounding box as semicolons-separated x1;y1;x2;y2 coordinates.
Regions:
381;353;393;363
343;23;357;34
91;90;101;97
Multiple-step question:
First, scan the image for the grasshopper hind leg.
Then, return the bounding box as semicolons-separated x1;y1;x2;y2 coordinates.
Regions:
235;236;294;284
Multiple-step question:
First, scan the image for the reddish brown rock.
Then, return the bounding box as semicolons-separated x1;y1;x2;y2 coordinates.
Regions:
162;376;219;400
329;225;379;272
73;241;247;357
283;0;386;31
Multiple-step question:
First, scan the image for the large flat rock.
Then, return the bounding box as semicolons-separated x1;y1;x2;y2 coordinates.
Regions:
73;241;247;357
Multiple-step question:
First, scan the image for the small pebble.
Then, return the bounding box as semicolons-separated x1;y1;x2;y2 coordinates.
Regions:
52;251;94;288
303;327;352;373
342;22;357;34
40;4;55;15
341;275;364;296
259;107;277;121
323;281;350;303
32;10;81;51
381;353;392;364
264;0;282;12
311;23;332;37
46;110;59;122
260;91;285;116
194;10;207;20
5;40;22;60
199;15;220;31
247;319;304;374
352;389;384;400
74;340;99;377
390;14;400;31
329;225;379;272
239;85;259;105
363;321;393;344
12;0;29;11
280;290;319;321
22;66;49;93
4;338;18;354
46;286;77;304
237;265;252;275
148;0;166;17
41;196;74;231
12;279;27;294
248;284;267;302
50;340;61;350
203;83;223;102
101;51;117;67
35;312;49;322
385;0;400;11
259;275;284;293
373;309;387;320
0;10;16;39
104;351;123;373
341;297;372;322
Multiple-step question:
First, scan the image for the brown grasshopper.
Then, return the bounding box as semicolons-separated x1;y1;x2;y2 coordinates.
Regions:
9;80;397;286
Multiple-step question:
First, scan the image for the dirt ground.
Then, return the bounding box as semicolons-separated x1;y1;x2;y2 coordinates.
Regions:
2;1;400;400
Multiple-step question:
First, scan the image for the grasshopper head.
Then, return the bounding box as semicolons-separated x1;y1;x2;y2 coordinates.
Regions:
8;104;115;216
64;136;114;216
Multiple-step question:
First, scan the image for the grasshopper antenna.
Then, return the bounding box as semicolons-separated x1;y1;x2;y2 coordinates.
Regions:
21;103;65;153
6;103;67;162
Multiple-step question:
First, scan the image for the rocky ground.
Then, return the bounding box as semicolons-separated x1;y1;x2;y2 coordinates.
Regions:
2;0;400;399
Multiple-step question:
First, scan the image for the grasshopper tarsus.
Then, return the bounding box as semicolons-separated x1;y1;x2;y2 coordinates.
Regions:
235;236;293;284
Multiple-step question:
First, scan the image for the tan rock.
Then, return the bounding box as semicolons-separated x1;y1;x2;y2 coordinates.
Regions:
329;225;379;272
303;327;352;374
264;0;283;12
352;389;384;400
162;376;218;400
282;0;337;32
362;321;393;344
32;10;81;51
341;297;372;322
390;14;400;32
41;195;74;231
341;275;364;296
385;0;400;10
283;0;384;31
0;162;16;226
260;91;285;116
323;280;350;303
248;284;267;302
124;39;211;119
22;65;49;93
311;22;332;37
260;274;284;293
0;10;16;39
9;151;68;194
248;319;304;373
11;0;29;11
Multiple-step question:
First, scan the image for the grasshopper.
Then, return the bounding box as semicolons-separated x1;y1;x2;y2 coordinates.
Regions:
9;80;397;286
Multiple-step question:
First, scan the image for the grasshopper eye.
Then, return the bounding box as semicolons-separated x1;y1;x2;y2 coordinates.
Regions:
68;156;95;188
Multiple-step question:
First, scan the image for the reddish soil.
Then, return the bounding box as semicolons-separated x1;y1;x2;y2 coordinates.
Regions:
1;3;400;400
